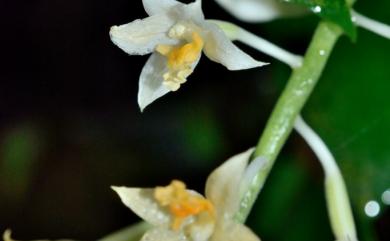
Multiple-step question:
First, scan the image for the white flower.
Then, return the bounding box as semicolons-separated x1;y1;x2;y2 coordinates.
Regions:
112;148;266;241
110;0;267;111
214;0;305;23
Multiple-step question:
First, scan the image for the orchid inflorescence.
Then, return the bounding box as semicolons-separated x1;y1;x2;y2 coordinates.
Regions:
4;0;390;241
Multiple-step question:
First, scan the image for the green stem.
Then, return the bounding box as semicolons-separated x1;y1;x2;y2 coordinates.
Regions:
236;21;342;222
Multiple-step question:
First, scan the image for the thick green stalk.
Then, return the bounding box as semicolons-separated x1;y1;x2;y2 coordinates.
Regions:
237;21;342;222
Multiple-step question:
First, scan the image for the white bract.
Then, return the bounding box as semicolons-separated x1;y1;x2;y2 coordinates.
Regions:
110;0;267;111
112;148;266;241
214;0;305;23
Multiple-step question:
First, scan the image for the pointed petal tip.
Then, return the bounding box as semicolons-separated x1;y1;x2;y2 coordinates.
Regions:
111;186;128;195
111;185;120;191
137;98;148;112
226;59;269;71
109;25;120;39
137;98;149;113
255;61;269;68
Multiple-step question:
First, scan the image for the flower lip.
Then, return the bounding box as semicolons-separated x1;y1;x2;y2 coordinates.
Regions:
155;23;205;91
154;180;215;230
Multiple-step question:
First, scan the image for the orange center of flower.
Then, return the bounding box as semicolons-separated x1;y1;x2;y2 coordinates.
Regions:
154;180;214;230
155;26;204;91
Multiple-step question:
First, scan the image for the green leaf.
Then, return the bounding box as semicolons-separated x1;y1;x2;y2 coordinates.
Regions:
286;0;356;39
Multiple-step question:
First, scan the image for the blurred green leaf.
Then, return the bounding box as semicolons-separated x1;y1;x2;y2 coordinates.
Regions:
179;106;227;165
304;24;390;237
0;124;42;199
286;0;356;39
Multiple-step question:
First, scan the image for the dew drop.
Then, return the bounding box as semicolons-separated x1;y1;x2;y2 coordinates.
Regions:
319;50;326;56
364;200;380;217
382;189;390;205
312;6;322;14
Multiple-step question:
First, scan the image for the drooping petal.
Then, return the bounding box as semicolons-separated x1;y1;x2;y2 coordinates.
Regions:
112;186;172;227
202;22;267;70
142;0;182;16
140;228;188;241
212;221;261;241
110;13;177;56
205;148;254;215
214;0;306;23
138;53;171;111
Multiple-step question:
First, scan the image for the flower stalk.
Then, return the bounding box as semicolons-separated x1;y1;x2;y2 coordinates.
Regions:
294;116;357;241
211;20;303;68
351;10;390;39
236;21;342;222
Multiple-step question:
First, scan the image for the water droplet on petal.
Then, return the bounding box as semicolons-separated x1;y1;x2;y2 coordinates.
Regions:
312;6;322;14
364;200;380;217
382;189;390;205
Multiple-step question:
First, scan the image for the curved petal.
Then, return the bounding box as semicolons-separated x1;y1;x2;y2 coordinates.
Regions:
212;222;261;241
205;148;254;215
142;0;182;16
112;186;171;227
202;22;267;70
141;228;188;241
110;13;177;56
138;53;171;111
214;0;306;23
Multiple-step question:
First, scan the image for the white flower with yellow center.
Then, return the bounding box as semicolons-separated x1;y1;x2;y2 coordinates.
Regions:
110;0;267;111
112;148;266;241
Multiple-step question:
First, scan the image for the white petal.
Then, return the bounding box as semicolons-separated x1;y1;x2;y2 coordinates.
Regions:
112;186;171;227
205;148;254;215
142;0;182;16
171;0;204;23
142;0;204;23
212;222;261;241
141;228;188;241
214;0;305;23
138;53;171;111
202;22;267;70
110;13;177;56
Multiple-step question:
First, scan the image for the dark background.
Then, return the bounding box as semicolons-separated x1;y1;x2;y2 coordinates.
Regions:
0;0;389;240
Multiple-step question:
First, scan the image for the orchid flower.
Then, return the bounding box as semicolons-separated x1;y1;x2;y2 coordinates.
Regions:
109;0;267;111
214;0;305;23
112;148;266;241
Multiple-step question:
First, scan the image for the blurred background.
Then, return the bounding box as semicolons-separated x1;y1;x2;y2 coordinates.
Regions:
0;0;389;240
